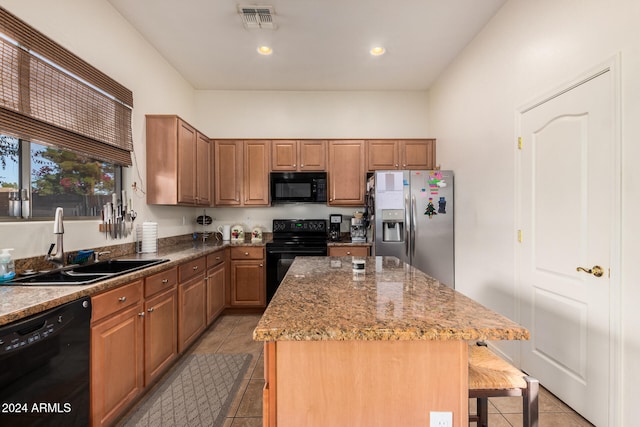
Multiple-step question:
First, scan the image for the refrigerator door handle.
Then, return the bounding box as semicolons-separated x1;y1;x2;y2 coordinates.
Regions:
411;195;417;259
405;194;410;257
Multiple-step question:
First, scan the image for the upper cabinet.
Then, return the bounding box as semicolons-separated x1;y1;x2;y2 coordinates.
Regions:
328;140;366;206
146;115;211;206
272;140;327;171
367;139;436;170
214;140;270;206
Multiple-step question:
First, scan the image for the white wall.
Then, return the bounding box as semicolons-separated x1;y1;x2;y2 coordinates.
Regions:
195;90;429;139
0;0;198;259
428;0;640;424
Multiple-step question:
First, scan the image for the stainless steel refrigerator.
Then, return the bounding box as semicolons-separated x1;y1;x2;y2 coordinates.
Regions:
373;170;454;288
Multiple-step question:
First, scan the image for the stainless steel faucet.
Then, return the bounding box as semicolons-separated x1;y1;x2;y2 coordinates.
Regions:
45;207;65;268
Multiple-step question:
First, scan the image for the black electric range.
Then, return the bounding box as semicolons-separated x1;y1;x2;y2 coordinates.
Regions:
266;219;328;302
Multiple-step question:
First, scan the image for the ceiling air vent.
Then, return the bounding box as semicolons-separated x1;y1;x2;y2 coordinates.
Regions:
238;5;276;30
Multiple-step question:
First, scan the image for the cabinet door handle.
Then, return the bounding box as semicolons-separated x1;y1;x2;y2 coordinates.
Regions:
244;252;249;256
346;251;351;255
193;265;199;270
162;279;169;284
259;264;263;267
118;296;126;302
138;312;145;317
147;307;154;313
293;163;296;168
300;164;304;168
216;256;221;261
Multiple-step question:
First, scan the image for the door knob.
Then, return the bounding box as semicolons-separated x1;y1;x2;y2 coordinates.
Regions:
576;265;604;277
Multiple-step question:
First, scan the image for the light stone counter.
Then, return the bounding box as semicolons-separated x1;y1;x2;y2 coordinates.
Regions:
253;256;529;342
0;239;265;326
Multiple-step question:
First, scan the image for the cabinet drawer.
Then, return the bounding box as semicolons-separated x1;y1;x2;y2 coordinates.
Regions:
145;267;178;297
328;246;370;257
230;246;264;260
92;280;143;323
179;257;206;282
207;249;227;268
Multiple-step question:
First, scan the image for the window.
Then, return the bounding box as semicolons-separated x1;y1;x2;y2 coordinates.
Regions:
1;134;121;218
0;6;133;219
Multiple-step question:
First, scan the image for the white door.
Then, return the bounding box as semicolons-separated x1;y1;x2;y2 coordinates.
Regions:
518;68;617;426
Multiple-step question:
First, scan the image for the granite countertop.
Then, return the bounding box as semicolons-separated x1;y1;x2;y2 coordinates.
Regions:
0;239;265;327
253;256;529;342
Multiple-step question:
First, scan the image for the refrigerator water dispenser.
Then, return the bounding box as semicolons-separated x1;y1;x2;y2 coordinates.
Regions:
381;209;404;242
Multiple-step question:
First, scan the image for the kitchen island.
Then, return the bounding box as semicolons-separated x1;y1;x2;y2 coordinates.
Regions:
253;256;529;427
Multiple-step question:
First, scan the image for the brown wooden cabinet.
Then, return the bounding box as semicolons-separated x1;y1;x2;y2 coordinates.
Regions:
206;250;227;325
328;245;370;257
244;141;271;205
328;140;366;206
367;139;436;170
230;246;265;307
272;140;326;171
143;267;178;386
177;257;207;353
146;115;211;206
91;280;144;427
214;140;243;206
214;140;270;206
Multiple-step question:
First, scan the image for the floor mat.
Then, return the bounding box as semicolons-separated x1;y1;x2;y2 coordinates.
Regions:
121;353;252;427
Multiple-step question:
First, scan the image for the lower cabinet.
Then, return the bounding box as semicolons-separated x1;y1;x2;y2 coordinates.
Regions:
230;246;266;307
91;280;145;427
328;245;370;257
143;267;178;386
90;251;231;426
206;250;227;325
178;256;207;353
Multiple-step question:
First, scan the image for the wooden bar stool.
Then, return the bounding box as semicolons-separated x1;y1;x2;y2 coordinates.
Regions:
468;343;539;427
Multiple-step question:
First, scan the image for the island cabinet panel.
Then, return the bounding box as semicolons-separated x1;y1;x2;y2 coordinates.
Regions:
90;280;144;427
267;340;468;427
328;140;366;206
178;257;207;352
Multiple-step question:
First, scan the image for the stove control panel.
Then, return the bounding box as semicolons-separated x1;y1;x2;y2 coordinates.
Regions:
272;219;327;234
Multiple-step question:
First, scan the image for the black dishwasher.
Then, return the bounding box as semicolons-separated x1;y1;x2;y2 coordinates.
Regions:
0;297;91;426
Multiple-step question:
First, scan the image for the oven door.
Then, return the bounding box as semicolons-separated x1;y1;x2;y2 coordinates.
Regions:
266;245;327;302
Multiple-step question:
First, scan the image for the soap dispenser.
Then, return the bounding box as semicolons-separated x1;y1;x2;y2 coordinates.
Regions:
0;248;15;282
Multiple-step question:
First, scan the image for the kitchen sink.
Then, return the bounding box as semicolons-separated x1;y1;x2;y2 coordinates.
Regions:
7;258;169;286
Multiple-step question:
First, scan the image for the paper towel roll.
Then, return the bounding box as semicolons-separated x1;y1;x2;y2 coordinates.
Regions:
138;222;158;253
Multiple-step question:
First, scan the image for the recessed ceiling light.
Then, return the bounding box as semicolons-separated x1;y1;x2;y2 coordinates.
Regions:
257;45;273;55
370;46;386;56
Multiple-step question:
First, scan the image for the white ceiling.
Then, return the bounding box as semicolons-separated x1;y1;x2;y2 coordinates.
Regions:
107;0;506;91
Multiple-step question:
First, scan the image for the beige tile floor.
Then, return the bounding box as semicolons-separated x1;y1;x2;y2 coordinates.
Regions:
186;314;596;427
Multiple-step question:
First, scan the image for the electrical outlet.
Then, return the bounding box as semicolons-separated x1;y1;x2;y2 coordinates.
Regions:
430;411;452;427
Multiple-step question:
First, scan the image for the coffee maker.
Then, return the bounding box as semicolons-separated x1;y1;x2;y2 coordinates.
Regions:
329;214;342;241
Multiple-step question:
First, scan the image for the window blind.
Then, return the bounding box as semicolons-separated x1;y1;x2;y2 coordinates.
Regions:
0;7;133;166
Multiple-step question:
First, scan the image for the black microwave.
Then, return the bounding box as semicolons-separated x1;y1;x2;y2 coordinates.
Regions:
270;172;327;204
